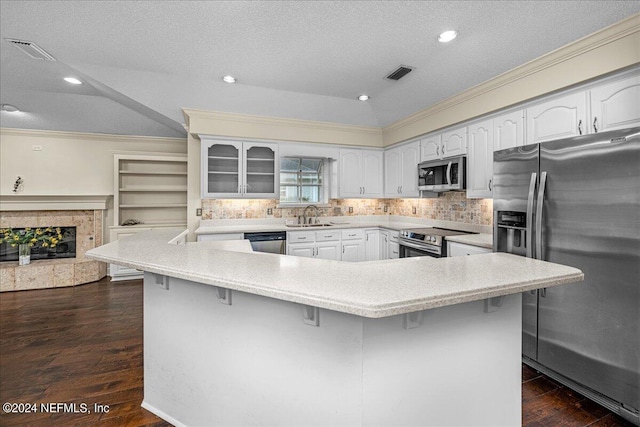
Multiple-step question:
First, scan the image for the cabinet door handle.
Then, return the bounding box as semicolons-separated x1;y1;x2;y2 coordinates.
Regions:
400;186;402;194
442;145;445;155
342;246;345;254
436;146;440;157
578;119;583;135
488;179;492;191
397;186;400;194
299;237;307;240
593;117;598;133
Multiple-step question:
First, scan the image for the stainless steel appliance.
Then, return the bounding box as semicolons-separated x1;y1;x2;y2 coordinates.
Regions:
399;228;473;258
493;127;640;424
418;156;466;192
244;231;286;254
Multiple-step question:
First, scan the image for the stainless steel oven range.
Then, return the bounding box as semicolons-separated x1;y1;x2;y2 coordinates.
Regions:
399;228;476;258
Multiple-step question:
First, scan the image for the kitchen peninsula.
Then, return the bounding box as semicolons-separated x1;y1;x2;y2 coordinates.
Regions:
86;228;583;427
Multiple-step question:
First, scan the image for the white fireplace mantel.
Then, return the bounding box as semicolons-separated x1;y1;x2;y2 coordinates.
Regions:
0;195;112;211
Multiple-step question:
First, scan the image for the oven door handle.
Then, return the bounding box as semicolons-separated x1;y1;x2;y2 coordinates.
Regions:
399;239;441;256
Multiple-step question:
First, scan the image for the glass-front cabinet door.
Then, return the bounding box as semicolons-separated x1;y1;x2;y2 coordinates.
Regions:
202;141;243;197
201;139;277;198
244;143;277;198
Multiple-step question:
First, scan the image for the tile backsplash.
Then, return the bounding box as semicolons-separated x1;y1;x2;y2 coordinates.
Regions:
201;193;493;226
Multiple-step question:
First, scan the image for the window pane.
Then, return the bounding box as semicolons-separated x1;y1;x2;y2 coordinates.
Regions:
280;158;300;172
280;186;300;203
301;158;322;172
301;172;321;185
301;186;319;203
280;172;299;185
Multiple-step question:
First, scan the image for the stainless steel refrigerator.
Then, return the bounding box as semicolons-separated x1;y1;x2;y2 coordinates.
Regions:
493;127;640;424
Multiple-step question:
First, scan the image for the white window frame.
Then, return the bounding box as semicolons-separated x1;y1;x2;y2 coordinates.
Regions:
278;157;330;207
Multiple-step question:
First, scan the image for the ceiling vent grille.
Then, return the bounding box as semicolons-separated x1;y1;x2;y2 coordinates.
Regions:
385;65;413;81
5;38;56;61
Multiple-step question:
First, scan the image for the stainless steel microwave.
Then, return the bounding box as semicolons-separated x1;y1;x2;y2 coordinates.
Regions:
417;156;466;192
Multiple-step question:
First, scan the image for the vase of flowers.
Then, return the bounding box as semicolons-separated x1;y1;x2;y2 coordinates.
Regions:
0;227;63;266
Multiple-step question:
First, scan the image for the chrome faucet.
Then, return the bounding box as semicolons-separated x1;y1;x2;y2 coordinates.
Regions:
303;205;320;225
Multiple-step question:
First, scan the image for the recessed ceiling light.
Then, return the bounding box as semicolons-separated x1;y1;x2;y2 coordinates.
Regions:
64;77;82;84
358;95;370;101
223;75;236;83
0;104;20;113
438;30;458;43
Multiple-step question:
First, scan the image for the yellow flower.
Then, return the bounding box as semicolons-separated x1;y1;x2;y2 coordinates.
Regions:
10;244;16;247
36;229;42;235
30;238;37;243
50;244;56;248
13;234;19;240
57;234;63;240
56;227;61;233
42;242;49;247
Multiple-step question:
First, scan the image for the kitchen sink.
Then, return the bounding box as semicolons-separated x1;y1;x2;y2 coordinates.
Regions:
285;223;334;228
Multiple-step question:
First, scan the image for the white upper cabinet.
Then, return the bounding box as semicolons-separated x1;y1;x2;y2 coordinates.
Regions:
420;127;467;162
494;110;525;152
467;119;494;199
441;126;467;158
339;149;383;198
384;141;420;198
526;92;588;144
589;75;640;133
201;139;278;199
420;135;442;161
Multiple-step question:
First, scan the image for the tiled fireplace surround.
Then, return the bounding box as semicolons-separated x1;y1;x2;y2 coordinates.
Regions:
0;209;107;292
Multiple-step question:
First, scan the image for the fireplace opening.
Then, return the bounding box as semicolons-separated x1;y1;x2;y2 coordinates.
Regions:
0;227;77;262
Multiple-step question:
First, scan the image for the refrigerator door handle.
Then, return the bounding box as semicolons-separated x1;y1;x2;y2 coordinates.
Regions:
526;172;537;258
535;171;548;260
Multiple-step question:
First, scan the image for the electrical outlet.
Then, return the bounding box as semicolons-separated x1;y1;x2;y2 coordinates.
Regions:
267;208;273;215
196;208;202;216
412;206;417;214
348;207;353;213
383;205;388;213
32;145;42;151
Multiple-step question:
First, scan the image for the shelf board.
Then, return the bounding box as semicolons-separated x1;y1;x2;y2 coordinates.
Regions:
247;158;274;162
119;171;187;176
120;204;188;208
208;156;239;160
246;172;275;176
119;187;188;192
208;171;238;175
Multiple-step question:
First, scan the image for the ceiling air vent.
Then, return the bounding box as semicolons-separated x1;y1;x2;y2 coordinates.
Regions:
385;65;413;81
5;38;56;61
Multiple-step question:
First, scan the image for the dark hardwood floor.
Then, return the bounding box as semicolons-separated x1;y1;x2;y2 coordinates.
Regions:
0;278;635;426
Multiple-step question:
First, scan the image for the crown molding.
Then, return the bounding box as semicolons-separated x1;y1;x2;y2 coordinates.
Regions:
382;13;640;144
0;128;186;144
182;109;383;147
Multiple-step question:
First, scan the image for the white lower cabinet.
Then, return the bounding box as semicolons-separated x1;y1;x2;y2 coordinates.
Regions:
447;241;492;257
287;230;341;260
365;229;380;261
380;229;400;259
341;229;366;262
109;226;151;280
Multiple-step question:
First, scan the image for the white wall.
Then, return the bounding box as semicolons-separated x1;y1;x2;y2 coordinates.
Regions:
0;128;186;242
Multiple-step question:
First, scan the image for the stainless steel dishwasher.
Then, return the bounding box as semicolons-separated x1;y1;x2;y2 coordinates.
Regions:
243;231;286;254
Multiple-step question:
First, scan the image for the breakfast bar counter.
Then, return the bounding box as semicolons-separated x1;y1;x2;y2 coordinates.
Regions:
86;228;583;427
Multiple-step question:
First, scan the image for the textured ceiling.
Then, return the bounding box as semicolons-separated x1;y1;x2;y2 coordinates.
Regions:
1;1;639;138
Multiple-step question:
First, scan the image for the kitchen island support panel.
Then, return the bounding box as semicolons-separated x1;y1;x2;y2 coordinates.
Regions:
142;273;521;427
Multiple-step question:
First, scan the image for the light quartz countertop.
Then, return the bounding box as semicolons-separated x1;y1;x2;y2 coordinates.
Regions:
446;233;494;249
86;228;583;318
194;216;491;236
